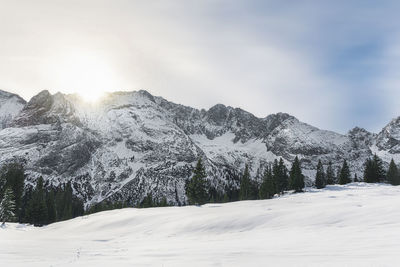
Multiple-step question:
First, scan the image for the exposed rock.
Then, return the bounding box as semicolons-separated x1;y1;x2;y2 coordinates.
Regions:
0;89;26;129
0;89;399;206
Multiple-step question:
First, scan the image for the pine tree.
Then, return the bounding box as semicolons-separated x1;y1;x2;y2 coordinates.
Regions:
20;187;33;223
250;178;259;200
387;159;400;185
364;154;386;183
239;165;251;200
273;158;289;195
374;154;386;182
0;163;25;222
336;167;341;184
222;193;229;203
185;158;209;205
364;158;373;183
326;161;335;185
55;187;64;221
259;166;276;199
289;156;305;192
353;173;359;182
315;160;326;189
71;194;84;219
62;182;73;220
254;166;264;189
141;193;154;208
339;160;351;185
26;177;48;226
272;159;279;193
0;187;16;226
159;197;168;207
46;190;56;224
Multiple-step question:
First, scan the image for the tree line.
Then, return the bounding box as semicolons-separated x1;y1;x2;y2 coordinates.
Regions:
0;163;84;226
185;154;400;205
1;153;400;226
185;156;305;205
84;193;170;215
314;154;400;189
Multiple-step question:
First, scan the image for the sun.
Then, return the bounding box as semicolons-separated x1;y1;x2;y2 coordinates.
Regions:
78;89;107;103
53;50;119;103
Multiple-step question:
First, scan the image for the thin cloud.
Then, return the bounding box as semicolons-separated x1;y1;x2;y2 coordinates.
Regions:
0;0;398;133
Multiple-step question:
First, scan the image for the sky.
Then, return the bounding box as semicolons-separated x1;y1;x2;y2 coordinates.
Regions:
0;0;400;133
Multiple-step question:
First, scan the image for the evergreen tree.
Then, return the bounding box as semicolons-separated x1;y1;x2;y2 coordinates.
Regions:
239;165;251;200
259;166;275;199
223;171;240;202
140;193;154;208
254;166;264;189
353;173;359;182
336;167;341;184
222;193;229;203
364;154;386;183
0;174;5;194
273;158;289;194
208;186;225;203
339;160;351;185
46;190;57;224
55;187;65;221
185;158;209;205
0;187;16;226
159;197;168;207
374;154;386;182
20;187;33;223
363;158;374;183
326;161;335;185
0;163;25;222
71;196;84;218
315;160;326;189
26;177;48;226
387;159;400;185
54;184;80;221
62;182;73;220
289;156;305;192
272;159;279;193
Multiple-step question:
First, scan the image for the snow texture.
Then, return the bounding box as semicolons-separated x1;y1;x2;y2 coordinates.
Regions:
0;89;26;129
1;183;400;266
0;89;400;205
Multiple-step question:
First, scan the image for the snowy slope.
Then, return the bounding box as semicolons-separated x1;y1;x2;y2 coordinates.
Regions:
0;89;399;205
0;89;26;129
2;183;400;266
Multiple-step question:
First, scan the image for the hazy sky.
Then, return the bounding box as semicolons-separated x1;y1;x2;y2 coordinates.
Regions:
1;0;400;133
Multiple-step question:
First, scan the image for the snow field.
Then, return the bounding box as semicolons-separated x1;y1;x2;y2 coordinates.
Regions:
1;183;400;266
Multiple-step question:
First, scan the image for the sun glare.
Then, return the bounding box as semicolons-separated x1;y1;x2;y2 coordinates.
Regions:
53;50;119;103
78;90;107;103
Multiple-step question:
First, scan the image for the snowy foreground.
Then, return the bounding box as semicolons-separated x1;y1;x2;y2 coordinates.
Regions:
2;183;400;266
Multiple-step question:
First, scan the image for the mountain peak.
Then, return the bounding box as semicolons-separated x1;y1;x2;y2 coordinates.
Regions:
348;126;371;135
10;89;79;127
0;89;27;103
136;89;155;102
0;89;26;129
1;88;400;206
264;112;297;122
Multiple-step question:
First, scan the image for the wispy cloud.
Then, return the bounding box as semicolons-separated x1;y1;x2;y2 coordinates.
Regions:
0;0;399;133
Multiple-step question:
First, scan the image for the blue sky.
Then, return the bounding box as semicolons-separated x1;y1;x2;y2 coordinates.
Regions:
0;0;399;133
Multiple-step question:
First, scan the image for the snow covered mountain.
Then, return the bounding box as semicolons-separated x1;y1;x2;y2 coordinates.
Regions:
0;89;26;129
0;89;399;205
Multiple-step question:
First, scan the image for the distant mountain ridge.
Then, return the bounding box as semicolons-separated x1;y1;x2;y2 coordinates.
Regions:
0;89;398;205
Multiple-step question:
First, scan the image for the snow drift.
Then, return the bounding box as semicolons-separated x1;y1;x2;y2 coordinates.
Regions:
1;183;400;266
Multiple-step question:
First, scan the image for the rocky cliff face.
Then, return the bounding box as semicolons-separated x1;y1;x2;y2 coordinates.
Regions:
0;89;26;129
0;89;399;205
